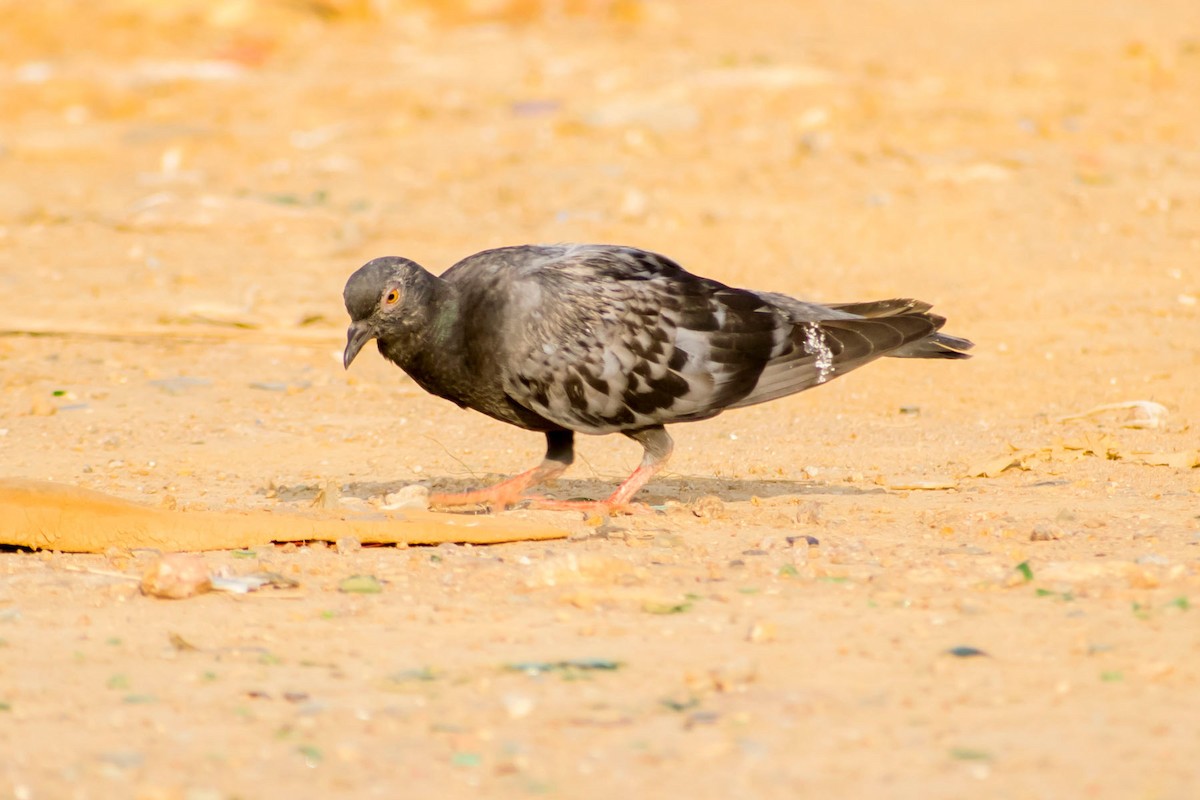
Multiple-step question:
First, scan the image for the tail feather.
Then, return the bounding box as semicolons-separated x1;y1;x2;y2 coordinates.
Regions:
829;298;973;359
890;331;974;359
727;295;973;411
827;298;933;318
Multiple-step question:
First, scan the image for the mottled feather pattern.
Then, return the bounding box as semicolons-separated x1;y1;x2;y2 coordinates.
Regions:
432;244;962;435
478;246;793;434
342;243;973;509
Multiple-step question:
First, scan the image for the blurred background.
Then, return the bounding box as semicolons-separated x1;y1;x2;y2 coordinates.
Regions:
2;0;1195;362
1;0;1197;447
2;5;1199;797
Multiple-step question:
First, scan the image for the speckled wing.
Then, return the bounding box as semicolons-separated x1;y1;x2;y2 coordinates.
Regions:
727;300;948;408
494;246;946;434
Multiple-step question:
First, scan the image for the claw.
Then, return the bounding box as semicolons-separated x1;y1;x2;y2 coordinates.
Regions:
425;440;667;515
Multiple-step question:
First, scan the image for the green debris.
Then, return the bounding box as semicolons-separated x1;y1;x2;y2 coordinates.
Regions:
231;549;257;559
1014;561;1034;581
106;674;130;690
642;599;692;614
338;574;383;594
389;667;437;683
297;744;323;763
506;658;622;677
451;752;483;768
660;695;701;712
1169;596;1190;611
1100;671;1125;682
949;747;992;761
264;190;328;207
946;646;988;658
778;564;800;577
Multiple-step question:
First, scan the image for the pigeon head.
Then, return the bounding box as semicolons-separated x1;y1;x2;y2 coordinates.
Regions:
342;256;435;369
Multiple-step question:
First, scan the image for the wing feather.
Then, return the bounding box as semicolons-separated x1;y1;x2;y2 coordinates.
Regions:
465;245;969;432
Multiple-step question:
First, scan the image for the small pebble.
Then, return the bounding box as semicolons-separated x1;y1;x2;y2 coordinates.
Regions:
1030;523;1062;541
747;620;777;643
794;502;822;524
335;536;362;555
28;398;57;417
690;495;725;519
685;711;721;729
140;554;212;599
312;479;340;510
382;484;430;510
501;693;535;720
148;376;212;395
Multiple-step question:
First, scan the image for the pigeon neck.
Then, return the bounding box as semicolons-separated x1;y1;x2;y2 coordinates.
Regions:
381;276;467;388
425;281;461;348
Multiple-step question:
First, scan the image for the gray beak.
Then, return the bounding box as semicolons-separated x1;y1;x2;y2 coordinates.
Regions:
343;321;374;369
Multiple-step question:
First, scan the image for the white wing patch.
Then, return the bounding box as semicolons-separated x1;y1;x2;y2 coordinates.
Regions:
803;323;835;384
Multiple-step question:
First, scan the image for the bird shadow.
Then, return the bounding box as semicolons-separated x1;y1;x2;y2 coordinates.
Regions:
268;475;885;507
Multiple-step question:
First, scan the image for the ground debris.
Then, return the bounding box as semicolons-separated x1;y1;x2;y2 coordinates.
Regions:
946;646;989;658
966;450;1030;478
140;554;212;599
312;479;341;510
381;485;430;510
337;574;383;594
1057;400;1169;429
690;495;727;519
967;429;1199;478
505;658;622;676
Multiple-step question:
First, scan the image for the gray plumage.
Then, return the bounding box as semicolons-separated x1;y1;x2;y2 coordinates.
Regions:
343;244;973;510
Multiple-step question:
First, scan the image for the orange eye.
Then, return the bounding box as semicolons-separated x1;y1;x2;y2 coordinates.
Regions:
384;289;400;305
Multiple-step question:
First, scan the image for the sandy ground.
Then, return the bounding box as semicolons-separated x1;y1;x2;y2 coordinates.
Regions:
2;0;1199;797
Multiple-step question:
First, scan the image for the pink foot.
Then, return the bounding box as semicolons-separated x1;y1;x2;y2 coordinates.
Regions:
428;487;523;512
428;468;549;512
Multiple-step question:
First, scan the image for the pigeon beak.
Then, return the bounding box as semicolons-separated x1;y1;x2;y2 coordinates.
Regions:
343;321;374;369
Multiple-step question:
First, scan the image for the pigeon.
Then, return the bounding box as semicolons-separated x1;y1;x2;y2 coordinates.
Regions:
343;244;973;512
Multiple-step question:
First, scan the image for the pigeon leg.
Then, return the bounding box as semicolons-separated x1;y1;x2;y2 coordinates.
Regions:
428;430;574;511
529;426;673;515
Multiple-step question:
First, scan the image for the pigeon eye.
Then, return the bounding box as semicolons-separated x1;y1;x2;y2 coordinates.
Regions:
384;289;400;305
